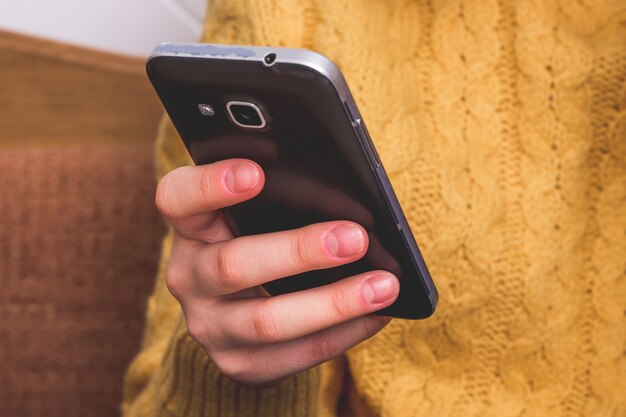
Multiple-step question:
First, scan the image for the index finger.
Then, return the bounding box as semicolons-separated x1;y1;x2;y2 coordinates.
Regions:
156;159;264;239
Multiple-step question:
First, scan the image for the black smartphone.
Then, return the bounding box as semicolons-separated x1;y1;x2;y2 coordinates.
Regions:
146;43;438;319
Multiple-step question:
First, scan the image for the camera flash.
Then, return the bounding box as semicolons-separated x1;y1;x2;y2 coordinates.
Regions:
198;103;215;116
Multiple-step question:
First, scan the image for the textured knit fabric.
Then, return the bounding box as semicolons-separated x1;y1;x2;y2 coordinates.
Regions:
122;0;626;416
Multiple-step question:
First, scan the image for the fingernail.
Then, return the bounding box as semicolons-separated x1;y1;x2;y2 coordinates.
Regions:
362;274;398;305
324;224;365;257
225;162;259;193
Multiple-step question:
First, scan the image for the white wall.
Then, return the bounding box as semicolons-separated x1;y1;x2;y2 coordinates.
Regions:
0;0;207;57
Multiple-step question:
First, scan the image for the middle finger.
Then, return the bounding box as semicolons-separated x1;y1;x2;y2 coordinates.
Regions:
192;220;368;296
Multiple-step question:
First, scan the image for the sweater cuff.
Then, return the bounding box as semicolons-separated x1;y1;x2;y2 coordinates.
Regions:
154;321;321;417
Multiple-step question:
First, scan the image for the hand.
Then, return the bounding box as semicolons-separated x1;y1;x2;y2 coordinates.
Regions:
156;159;400;386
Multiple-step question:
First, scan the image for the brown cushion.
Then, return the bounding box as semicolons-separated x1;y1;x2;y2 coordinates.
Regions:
0;30;165;417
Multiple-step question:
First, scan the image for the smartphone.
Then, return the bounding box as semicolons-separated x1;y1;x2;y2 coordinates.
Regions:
146;43;438;319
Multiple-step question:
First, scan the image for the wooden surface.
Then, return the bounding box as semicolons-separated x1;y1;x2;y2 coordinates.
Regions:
0;29;163;146
0;30;166;417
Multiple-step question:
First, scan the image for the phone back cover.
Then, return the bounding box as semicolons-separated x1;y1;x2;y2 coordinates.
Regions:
147;55;435;318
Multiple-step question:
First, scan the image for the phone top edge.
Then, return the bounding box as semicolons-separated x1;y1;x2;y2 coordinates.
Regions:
148;42;355;105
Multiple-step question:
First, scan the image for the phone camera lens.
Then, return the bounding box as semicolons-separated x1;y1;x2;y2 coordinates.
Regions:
263;53;276;66
226;101;267;129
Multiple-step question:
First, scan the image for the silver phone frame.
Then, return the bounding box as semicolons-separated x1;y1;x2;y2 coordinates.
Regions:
147;42;439;313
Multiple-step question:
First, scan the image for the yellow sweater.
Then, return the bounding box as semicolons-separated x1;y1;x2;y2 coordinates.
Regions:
122;0;626;416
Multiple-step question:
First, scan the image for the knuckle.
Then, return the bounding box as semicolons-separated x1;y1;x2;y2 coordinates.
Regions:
291;227;314;267
252;303;282;343
197;166;217;206
186;318;208;345
310;334;338;362
328;286;351;320
213;243;242;290
165;262;185;299
212;351;250;380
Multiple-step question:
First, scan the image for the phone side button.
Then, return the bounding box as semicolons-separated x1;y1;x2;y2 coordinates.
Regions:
356;120;381;167
343;100;361;123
